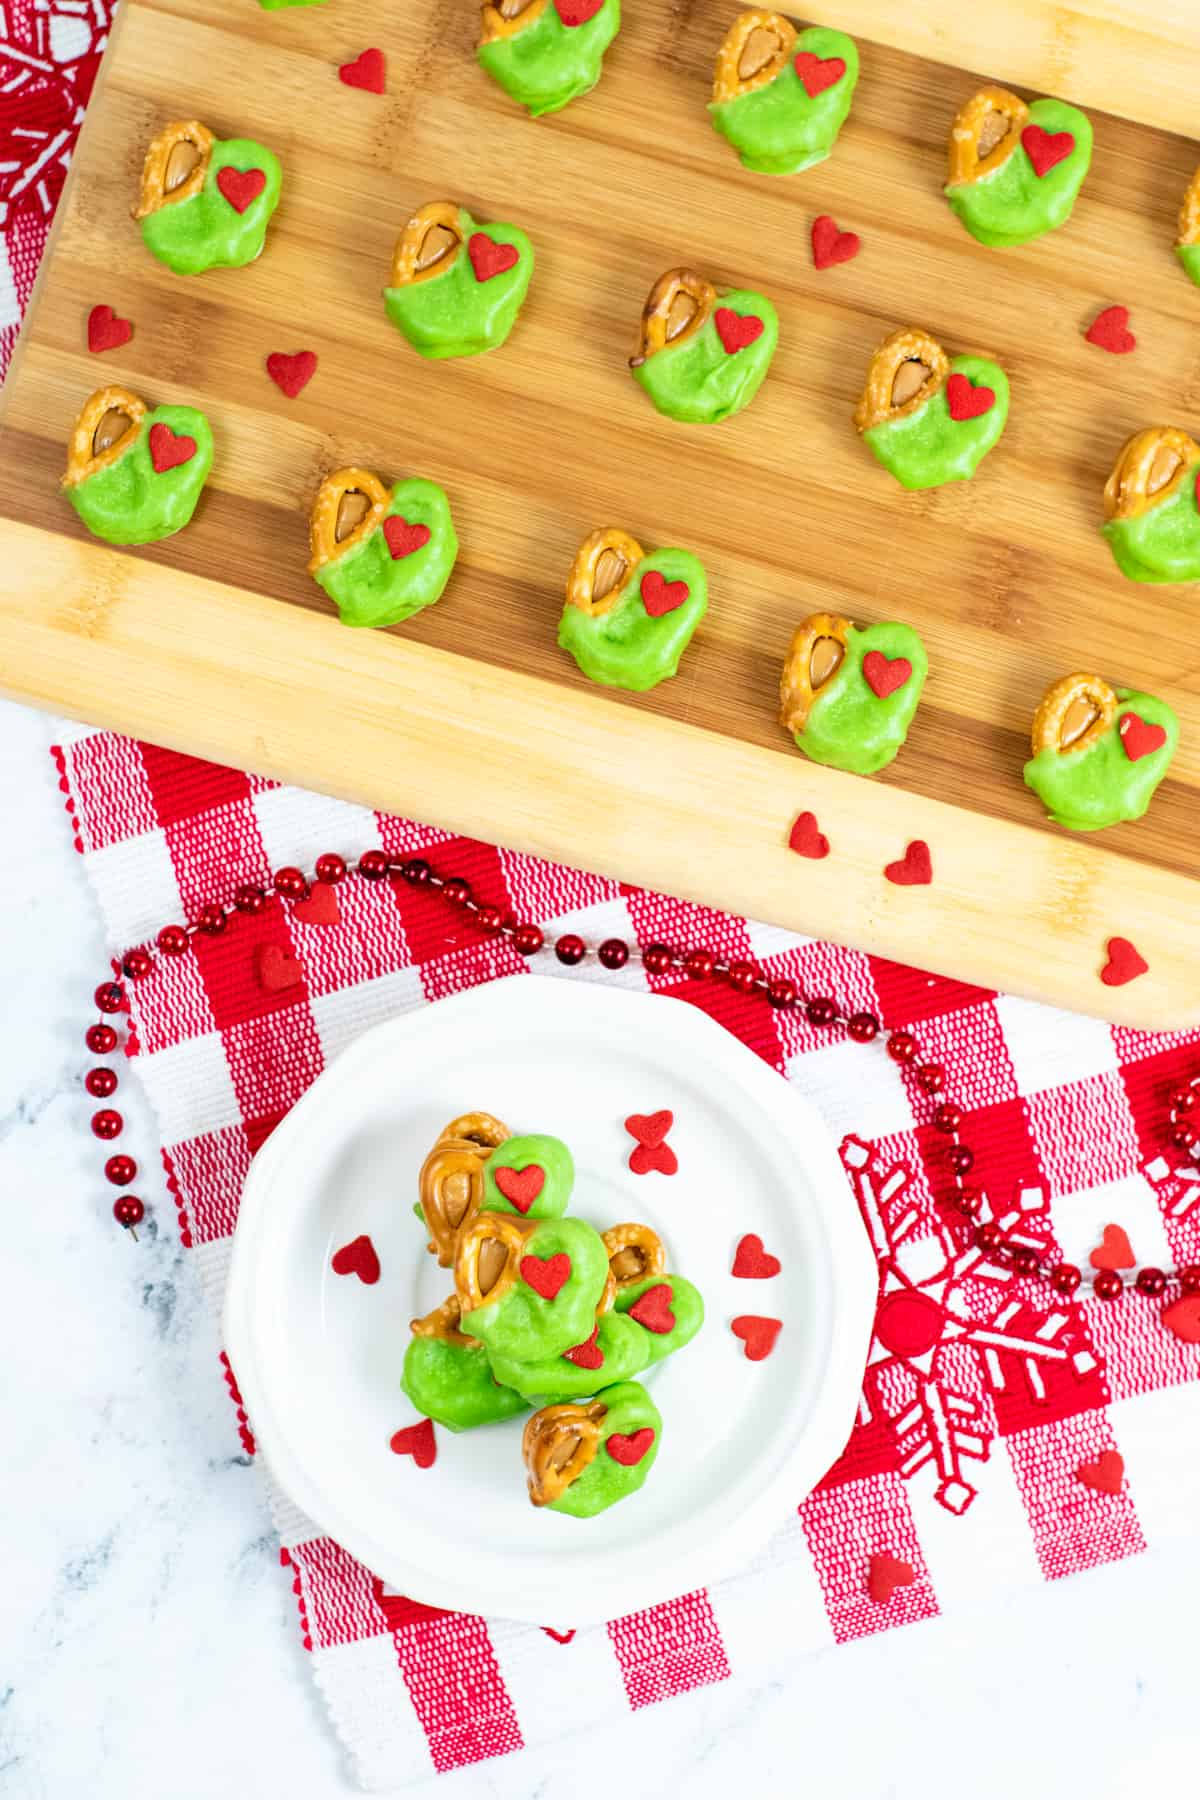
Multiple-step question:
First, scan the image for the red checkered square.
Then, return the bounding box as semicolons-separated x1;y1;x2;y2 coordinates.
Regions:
128;942;216;1057
900;1000;1017;1115
1004;1410;1145;1580
768;939;878;1062
869;955;995;1030
291;1536;388;1650
625;890;753;972
1118;1040;1200;1165
499;846;619;925
221;1007;325;1134
385;838;511;969
141;743;253;828
388;1607;524;1773
1026;1071;1140;1199
192;902;307;1031
419;937;527;1003
607;1589;731;1710
289;875;414;999
798;1473;937;1641
1085;1291;1200;1403
164;798;268;919
916;1094;1042;1218
167;1125;252;1246
61;731;159;850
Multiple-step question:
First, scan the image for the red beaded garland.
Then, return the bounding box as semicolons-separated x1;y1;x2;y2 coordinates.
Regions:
401;858;432;885
643;944;674;976
104;1154;137;1187
315;853;347;885
94;981;124;1014
1171;1087;1197;1114
441;877;472;908
1051;1263;1082;1295
477;905;505;936
1169;1124;1196;1152
847;1011;878;1043
1010;1246;1040;1276
934;1103;961;1134
156;924;189;956
555;934;586;966
85;1067;118;1099
1093;1269;1124;1300
112;1195;145;1230
1136;1267;1168;1298
357;851;389;882
806;997;837;1027
86;1024;118;1055
274;866;309;900
91;1108;123;1140
957;1186;983;1218
767;976;798;1009
598;938;629;971
234;882;267;913
195;903;226;936
686;948;716;981
975;1222;1003;1253
916;1062;944;1095
887;1031;917;1065
949;1144;974;1175
1180;1266;1200;1294
513;923;544;956
726;959;758;994
121;947;153;981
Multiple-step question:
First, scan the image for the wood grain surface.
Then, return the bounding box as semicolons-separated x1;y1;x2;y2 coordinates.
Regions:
1;0;1198;1023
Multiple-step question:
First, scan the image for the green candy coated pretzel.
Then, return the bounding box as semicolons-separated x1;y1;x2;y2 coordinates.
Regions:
547;1380;662;1518
944;97;1092;248
558;547;708;692
478;0;621;117
401;1334;530;1432
461;1216;610;1362
709;25;859;176
140;138;282;275
1024;690;1180;831
383;209;534;358
312;478;458;629
789;621;928;777
482;1134;575;1218
65;405;213;546
632;289;779;425
862;355;1009;491
1102;469;1200;584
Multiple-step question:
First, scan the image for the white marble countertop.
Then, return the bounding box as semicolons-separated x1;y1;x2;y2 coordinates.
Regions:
3;692;1199;1799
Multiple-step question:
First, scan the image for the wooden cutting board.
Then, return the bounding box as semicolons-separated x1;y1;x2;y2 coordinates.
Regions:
1;0;1199;1026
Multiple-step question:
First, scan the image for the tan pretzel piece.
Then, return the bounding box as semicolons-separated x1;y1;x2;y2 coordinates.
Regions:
522;1399;607;1507
1178;167;1200;248
1103;427;1200;522
712;9;797;105
63;385;147;487
479;0;549;44
410;1294;477;1348
602;1223;667;1290
564;527;645;619
390;201;464;288
779;612;853;737
441;1112;510;1150
854;327;949;435
455;1211;537;1314
630;268;717;368
308;468;390;576
134;119;214;220
946;86;1028;186
595;1268;617;1318
1030;673;1118;759
417;1112;512;1267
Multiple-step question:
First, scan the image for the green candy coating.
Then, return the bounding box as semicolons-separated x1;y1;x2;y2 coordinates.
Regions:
401;1334;529;1432
1023;690;1179;831
461;1216;609;1362
65;405;213;546
482;1134;574;1218
862;355;1009;490
478;0;620;117
140;139;282;275
487;1308;651;1402
558;547;708;692
548;1380;661;1518
944;98;1092;248
632;291;778;425
613;1273;705;1363
384;210;533;358
1177;243;1200;289
1102;468;1200;583
790;621;928;776
709;26;858;175
313;478;458;628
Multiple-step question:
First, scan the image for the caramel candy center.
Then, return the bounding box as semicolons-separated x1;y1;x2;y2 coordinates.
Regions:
93;407;132;455
1060;697;1099;749
593;548;628;602
738;25;783;80
418;223;458;272
810;636;844;688
666;291;698;342
478;1238;509;1295
976;111;1010;157
1148;446;1182;495
891;360;931;408
611;1246;644;1281
165;139;200;192
335;490;371;542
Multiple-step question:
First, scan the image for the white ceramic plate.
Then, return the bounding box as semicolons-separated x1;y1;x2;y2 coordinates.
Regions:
224;975;876;1626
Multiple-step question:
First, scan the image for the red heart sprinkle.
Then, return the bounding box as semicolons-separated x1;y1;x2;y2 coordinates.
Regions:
1022;123;1075;177
331;1232;381;1284
292;882;340;927
266;350;317;398
555;0;604;21
468;233;519;282
494;1164;545;1214
148;422;196;473
788;810;830;859
863;650;912;698
794;51;845;97
629;1283;675;1334
389;1418;436;1467
87;303;132;354
1100;936;1148;987
1118;712;1167;763
606;1426;655;1467
811;214;860;270
732;1233;782;1279
562;1327;604;1369
1162;1296;1200;1343
715;307;764;354
339;47;385;93
216;166;266;214
1076;1449;1124;1495
383;516;432;560
520;1252;571;1300
946;372;995;421
731;1314;781;1361
256;943;305;991
625;1110;673;1148
641;571;689;617
1089;1223;1135;1272
542;1627;576;1644
868;1553;914;1604
629;1140;677;1176
884;840;932;887
1085;305;1136;355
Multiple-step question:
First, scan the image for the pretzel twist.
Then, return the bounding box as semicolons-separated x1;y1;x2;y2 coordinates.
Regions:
308;468;390;576
416;1112;512;1267
522;1399;607;1506
631;268;716;367
946;86;1028;186
602;1223;667;1290
1103;427;1200;522
63;385;146;487
779;612;853;737
564;526;645;619
853;327;948;434
390;201;463;287
1178;166;1200;248
1030;673;1118;758
454;1211;537;1314
442;1113;510;1151
712;9;796;105
595;1268;617;1318
135;119;214;220
410;1294;477;1348
479;0;549;44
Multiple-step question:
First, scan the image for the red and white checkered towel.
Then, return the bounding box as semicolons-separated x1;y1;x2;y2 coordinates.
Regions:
50;725;1200;1789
